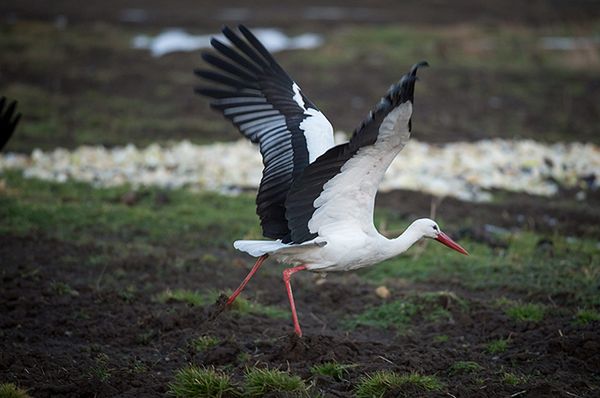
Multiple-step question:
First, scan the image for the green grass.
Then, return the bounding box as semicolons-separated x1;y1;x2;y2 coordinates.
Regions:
88;353;112;382
345;300;420;330
155;289;287;318
50;281;80;297
573;309;600;326
293;24;600;72
244;367;308;398
486;338;510;354
502;371;530;386
0;383;31;398
168;366;239;398
449;361;484;375
433;335;449;343
191;336;220;353
157;289;207;307
0;171;260;250
505;303;545;322
310;362;353;381
360;220;600;307
345;291;465;331
355;371;443;398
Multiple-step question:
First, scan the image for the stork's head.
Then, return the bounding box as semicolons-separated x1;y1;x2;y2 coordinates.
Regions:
413;218;469;255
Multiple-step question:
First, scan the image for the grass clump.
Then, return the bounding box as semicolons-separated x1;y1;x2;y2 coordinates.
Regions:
573;309;600;326
502;371;529;386
191;336;219;352
157;289;206;307
449;361;483;375
346;291;465;331
50;281;79;297
0;383;31;398
355;371;443;398
433;335;449;343
168;366;239;398
88;353;112;382
486;338;510;354
310;362;353;381
244;367;308;397
505;303;545;322
230;296;288;319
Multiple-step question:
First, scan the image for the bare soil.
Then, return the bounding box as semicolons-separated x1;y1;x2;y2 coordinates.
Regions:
1;232;599;397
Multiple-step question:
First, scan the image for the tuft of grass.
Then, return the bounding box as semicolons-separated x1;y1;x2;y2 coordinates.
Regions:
310;362;353;381
0;383;31;398
449;361;484;375
502;371;529;386
573;309;600;326
346;291;465;331
505;303;545;322
50;281;80;297
433;335;449;343
244;367;308;397
230;296;288;319
191;336;219;353
355;371;443;398
486;338;510;354
168;366;239;398
88;353;112;382
157;289;207;307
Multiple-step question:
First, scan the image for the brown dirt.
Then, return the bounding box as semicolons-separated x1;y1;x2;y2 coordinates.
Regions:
1;233;599;397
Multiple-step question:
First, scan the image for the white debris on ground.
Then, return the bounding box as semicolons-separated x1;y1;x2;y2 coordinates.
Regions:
1;138;598;202
132;28;323;57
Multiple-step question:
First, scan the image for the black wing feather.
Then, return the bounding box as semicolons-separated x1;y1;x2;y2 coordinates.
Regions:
195;25;333;241
0;97;21;151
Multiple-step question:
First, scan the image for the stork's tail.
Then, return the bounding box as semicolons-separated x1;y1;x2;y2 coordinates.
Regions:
233;240;288;257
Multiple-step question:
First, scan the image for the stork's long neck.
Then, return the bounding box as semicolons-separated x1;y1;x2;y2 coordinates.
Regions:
381;221;424;259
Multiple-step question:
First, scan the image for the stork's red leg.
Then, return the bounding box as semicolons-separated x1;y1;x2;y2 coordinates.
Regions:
227;254;268;306
282;265;307;337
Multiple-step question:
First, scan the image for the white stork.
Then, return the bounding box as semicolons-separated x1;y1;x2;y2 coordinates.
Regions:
195;25;468;337
0;97;21;151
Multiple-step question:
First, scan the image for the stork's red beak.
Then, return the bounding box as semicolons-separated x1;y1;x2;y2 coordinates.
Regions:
435;232;469;255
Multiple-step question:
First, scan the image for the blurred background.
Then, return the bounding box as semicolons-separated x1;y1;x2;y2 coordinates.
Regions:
1;0;599;149
1;0;599;236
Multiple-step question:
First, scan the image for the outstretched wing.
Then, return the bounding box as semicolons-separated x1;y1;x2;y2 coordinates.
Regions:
285;62;428;244
195;25;334;241
0;97;21;151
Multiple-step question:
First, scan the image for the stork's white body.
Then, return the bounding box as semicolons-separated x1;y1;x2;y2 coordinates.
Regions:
234;102;422;272
235;225;422;272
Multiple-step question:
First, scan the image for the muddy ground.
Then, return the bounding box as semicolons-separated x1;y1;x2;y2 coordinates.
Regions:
1;1;599;397
1;232;598;398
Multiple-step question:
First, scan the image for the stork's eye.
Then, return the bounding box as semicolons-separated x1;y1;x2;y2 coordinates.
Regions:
432;225;439;231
